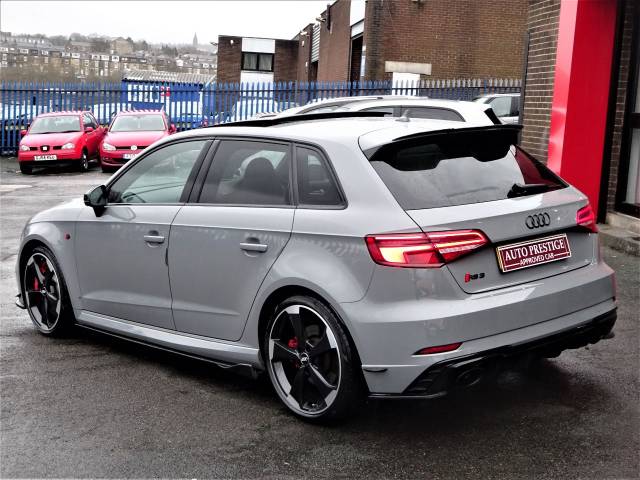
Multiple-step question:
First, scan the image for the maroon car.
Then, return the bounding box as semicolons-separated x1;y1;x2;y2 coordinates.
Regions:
18;111;105;174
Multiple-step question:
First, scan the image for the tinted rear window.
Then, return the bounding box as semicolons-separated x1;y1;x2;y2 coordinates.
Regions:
369;133;565;210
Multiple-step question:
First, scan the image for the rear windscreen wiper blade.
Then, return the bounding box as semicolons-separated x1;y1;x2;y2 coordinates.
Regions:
507;183;552;198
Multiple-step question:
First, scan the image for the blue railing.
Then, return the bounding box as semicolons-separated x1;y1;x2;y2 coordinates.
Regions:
0;78;521;155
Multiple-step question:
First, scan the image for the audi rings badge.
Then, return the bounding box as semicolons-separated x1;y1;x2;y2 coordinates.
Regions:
525;212;551;229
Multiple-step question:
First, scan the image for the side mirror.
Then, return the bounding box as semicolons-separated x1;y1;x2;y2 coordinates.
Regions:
170;124;177;133
84;185;107;215
20;129;27;137
85;126;94;133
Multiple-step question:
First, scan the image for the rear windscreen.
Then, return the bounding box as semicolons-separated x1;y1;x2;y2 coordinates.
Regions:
369;135;565;210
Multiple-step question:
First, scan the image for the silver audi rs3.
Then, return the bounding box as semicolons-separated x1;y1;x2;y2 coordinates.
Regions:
15;113;617;422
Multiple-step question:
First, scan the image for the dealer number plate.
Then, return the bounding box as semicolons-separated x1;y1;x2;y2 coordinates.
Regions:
496;233;571;273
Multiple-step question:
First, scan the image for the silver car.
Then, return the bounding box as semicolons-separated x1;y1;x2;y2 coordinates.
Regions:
15;114;616;422
332;98;500;124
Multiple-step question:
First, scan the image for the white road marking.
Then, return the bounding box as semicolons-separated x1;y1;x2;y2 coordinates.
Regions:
0;184;32;193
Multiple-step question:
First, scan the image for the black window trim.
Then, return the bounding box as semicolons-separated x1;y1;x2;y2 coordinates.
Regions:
181;135;348;210
241;51;274;73
192;136;296;209
103;137;214;206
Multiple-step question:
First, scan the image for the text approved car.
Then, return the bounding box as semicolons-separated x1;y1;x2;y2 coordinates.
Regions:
15;113;616;422
18;111;105;174
100;110;176;172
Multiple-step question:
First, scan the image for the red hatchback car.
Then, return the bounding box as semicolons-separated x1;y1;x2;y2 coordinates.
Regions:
100;110;175;172
18;111;105;174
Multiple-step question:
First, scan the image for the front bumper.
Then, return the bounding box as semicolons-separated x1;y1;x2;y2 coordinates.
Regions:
370;308;616;399
100;151;140;167
18;150;82;163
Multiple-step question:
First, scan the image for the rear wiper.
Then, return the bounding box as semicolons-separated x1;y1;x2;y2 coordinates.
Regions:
507;183;552;198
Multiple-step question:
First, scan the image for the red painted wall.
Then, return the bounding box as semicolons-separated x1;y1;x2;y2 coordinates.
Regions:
547;0;619;217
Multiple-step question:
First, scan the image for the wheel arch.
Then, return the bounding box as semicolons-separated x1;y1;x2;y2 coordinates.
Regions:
18;238;49;273
18;223;82;312
254;283;363;373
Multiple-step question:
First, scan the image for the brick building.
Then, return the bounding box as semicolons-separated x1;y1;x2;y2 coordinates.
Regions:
520;0;639;224
218;0;527;85
216;36;298;84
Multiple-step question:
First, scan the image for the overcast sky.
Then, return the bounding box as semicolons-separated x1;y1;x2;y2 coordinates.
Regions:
0;1;327;44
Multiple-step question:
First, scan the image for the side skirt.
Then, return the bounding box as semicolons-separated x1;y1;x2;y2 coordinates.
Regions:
76;311;263;378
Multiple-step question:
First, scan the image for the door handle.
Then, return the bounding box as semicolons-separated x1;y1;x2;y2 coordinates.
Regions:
239;242;268;253
144;234;165;244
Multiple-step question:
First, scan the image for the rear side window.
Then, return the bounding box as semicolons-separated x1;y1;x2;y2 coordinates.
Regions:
296;147;343;206
361;107;395;116
368;132;565;210
404;107;464;122
489;97;513;117
199;140;291;206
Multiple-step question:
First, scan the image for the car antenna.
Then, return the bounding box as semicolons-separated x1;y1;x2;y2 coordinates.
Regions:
396;109;410;122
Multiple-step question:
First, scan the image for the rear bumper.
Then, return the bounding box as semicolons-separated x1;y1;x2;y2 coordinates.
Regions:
371;308;616;399
341;260;616;394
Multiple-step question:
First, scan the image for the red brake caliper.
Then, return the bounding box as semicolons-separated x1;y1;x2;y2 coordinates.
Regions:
34;262;46;290
288;337;300;368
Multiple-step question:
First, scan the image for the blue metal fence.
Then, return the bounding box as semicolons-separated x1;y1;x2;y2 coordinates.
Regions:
0;78;520;155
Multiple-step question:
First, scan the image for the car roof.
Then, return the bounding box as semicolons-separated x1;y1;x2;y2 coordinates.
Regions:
336;98;495;124
37;111;85;117
338;98;486;111
166;116;487;151
114;110;165;117
474;92;520;98
277;95;417;116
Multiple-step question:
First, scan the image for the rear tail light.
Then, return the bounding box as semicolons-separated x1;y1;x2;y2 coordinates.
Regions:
576;203;598;232
365;230;488;268
415;342;462;355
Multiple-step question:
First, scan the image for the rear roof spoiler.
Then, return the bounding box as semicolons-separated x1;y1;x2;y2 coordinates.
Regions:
363;124;523;160
209;110;387;128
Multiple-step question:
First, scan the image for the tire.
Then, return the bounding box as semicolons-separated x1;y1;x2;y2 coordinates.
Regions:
21;245;75;336
264;295;362;422
19;163;32;175
77;151;89;172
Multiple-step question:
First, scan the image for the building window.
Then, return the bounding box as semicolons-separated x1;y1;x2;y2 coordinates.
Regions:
242;52;274;72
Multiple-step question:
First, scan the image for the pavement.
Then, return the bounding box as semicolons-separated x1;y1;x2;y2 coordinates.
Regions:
1;157;638;479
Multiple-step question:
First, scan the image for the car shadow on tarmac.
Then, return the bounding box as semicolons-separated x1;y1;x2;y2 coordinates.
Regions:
69;324;610;431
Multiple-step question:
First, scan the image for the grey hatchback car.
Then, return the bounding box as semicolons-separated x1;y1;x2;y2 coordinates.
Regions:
16;113;617;422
